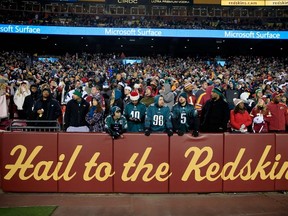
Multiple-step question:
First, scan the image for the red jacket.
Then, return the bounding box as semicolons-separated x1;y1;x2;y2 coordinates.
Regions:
250;107;271;133
230;110;252;130
266;102;288;131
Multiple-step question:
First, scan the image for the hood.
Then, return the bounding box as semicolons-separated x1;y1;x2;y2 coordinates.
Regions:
163;83;171;94
154;95;162;107
114;89;122;100
206;85;214;95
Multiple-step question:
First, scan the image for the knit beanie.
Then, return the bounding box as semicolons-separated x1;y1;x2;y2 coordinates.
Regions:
212;87;223;97
146;86;152;92
255;88;262;95
73;89;82;98
178;92;188;101
111;106;121;116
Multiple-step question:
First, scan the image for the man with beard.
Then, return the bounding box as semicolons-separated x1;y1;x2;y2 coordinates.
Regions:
200;87;230;133
23;84;39;125
267;92;288;132
171;92;199;137
144;95;173;136
33;88;62;127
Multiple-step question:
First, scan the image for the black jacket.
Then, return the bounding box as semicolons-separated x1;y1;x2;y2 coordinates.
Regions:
33;97;61;121
200;98;230;132
23;92;39;120
64;98;90;128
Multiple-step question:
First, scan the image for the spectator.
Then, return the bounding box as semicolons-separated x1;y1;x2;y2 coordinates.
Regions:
267;92;288;132
86;86;106;112
195;85;213;115
200;87;230;132
0;79;8;119
225;81;240;110
124;91;146;132
230;98;252;133
159;83;175;111
23;84;39;123
123;85;132;109
254;88;264;104
171;92;199;137
33;88;62;126
64;80;88;104
183;82;195;106
104;106;127;139
195;79;208;101
250;98;271;133
107;88;123;116
144;95;173;136
140;86;154;107
13;81;30;119
85;97;105;132
64;89;90;132
240;91;255;113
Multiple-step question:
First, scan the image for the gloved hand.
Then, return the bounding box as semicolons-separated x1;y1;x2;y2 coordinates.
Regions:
167;129;173;137
177;130;184;136
144;129;151;136
134;118;142;123
112;131;121;139
192;130;199;137
240;124;245;130
129;117;136;122
63;124;68;132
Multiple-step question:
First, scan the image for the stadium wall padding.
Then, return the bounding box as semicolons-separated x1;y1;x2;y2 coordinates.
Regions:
0;132;287;193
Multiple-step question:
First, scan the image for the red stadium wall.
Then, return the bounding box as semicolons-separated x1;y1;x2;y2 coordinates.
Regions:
0;132;287;193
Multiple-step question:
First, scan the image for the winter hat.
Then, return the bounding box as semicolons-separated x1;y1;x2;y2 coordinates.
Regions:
184;82;193;90
240;92;250;101
73;89;82;98
178;92;188;100
130;91;139;101
111;106;121;116
134;83;141;89
233;98;243;107
42;88;51;94
214;79;222;84
118;82;125;88
255;88;262;95
272;92;281;99
212;87;223;97
124;86;132;92
146;86;152;92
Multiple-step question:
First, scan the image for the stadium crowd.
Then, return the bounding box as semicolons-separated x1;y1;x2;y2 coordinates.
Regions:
0;10;287;30
0;51;287;135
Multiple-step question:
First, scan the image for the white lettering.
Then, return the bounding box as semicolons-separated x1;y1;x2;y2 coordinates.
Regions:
0;25;14;33
15;26;40;34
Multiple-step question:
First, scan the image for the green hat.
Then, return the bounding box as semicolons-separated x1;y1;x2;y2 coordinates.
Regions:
255;88;262;95
212;87;223;97
73;89;82;98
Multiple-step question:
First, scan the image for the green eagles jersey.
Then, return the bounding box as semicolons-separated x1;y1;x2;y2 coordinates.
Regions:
171;102;199;132
123;102;146;132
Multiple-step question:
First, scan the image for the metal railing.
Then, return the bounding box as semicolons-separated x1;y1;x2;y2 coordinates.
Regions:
9;120;61;132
